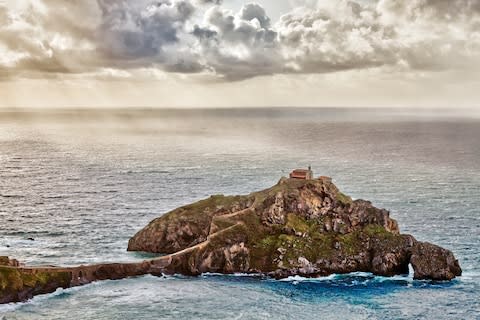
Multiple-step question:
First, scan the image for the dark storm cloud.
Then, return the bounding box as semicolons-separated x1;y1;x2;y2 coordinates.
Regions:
0;0;479;80
240;3;271;28
97;0;193;59
95;0;206;72
191;5;281;79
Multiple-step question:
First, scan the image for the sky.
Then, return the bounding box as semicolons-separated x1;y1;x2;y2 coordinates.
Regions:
0;0;479;108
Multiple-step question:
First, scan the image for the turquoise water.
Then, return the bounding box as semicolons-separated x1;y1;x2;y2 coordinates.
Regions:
0;108;479;319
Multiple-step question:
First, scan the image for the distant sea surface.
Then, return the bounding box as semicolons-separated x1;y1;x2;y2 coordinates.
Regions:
0;108;479;319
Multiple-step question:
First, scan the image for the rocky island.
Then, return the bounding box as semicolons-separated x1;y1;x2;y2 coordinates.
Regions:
0;176;462;303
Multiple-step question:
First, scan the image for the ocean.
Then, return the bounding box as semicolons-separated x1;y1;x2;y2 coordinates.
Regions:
0;108;479;319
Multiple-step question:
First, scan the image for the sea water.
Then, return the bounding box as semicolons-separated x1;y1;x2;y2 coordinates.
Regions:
0;108;479;319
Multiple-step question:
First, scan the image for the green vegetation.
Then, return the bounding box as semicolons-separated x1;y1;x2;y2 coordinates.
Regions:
154;194;252;229
336;191;353;205
182;195;247;214
0;267;23;291
0;266;71;296
249;178;308;207
337;231;363;255
0;257;10;266
285;213;321;234
211;216;237;231
363;224;395;239
130;175;410;276
207;223;247;248
242;210;399;271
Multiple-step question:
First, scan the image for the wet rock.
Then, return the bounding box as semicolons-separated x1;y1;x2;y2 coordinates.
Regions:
370;234;414;276
298;257;316;274
410;242;462;280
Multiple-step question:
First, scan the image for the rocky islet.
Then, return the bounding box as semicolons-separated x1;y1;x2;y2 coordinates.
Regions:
0;176;462;303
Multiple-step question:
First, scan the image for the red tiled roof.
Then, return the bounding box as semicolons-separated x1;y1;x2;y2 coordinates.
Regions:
289;168;312;180
292;169;309;173
291;172;308;178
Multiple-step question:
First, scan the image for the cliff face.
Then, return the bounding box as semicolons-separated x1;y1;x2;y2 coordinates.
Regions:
128;177;461;280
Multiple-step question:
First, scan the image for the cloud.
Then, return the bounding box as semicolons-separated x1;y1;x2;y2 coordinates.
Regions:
276;2;399;73
240;3;271;28
0;0;102;77
377;0;480;22
97;0;194;60
0;0;479;81
276;0;480;74
192;4;281;79
194;0;223;4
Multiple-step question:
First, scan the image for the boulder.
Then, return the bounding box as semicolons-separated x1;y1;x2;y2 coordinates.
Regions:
410;242;462;280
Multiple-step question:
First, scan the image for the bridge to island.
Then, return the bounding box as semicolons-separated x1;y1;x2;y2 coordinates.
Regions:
0;222;242;304
0;254;182;304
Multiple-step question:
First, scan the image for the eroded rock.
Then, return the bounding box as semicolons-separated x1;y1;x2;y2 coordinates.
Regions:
129;177;461;281
410;242;462;280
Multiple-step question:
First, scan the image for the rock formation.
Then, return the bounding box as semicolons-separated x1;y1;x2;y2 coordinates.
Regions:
0;177;461;304
128;177;461;279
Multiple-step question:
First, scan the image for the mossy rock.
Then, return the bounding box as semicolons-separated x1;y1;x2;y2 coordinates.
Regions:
0;267;71;303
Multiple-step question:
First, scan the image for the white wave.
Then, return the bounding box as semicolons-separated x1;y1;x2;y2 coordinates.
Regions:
201;272;263;278
275;271;417;285
0;282;103;313
376;274;412;283
0;288;67;314
231;273;263;277
200;271;417;284
337;272;373;278
278;274;337;282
